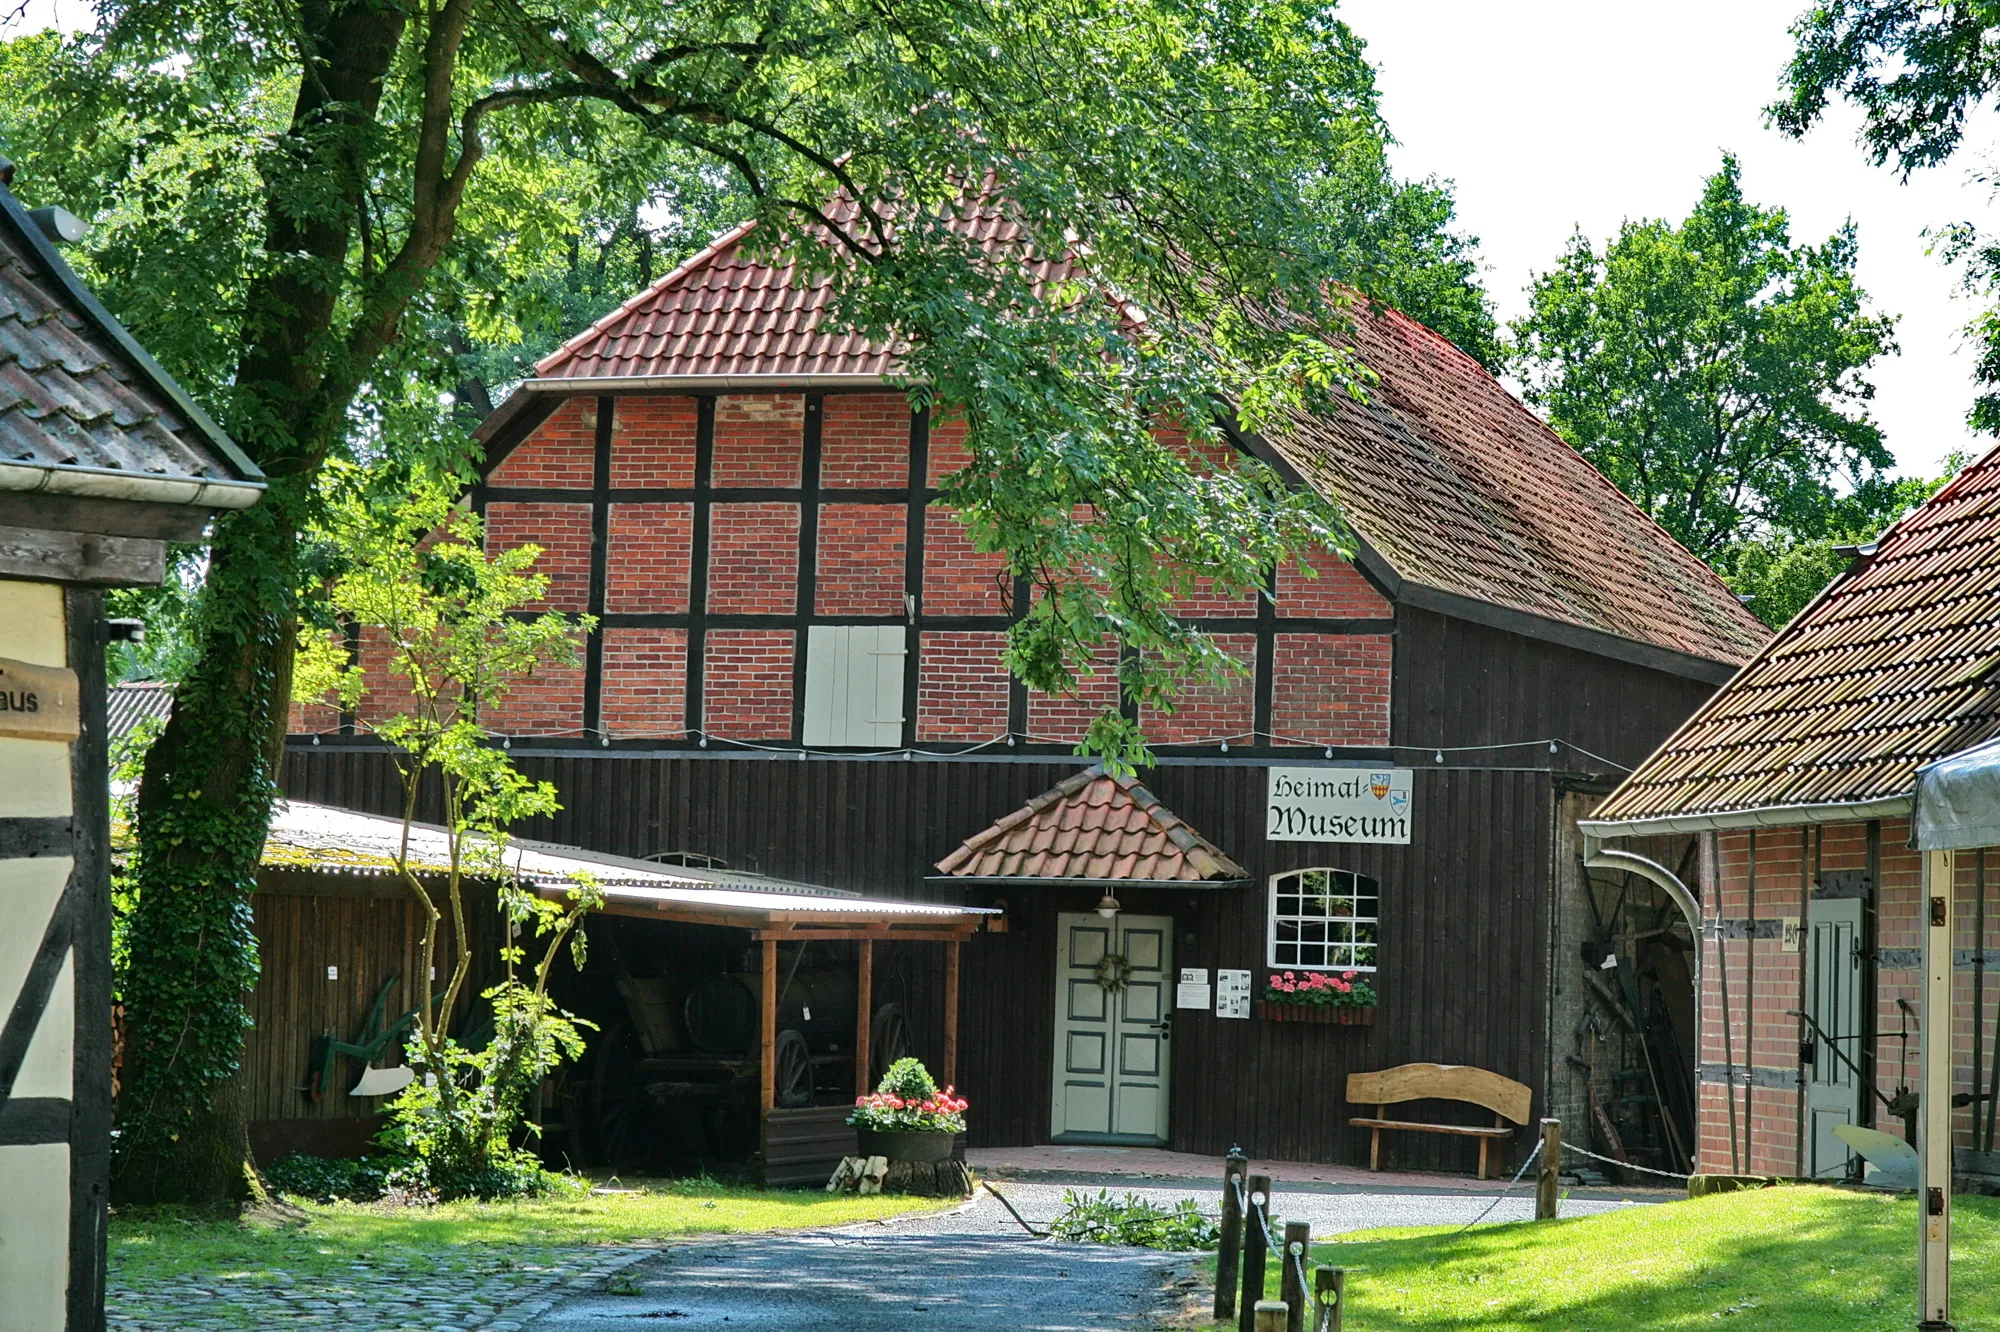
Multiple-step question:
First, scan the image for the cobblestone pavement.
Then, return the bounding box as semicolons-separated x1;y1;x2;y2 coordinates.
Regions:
107;1245;656;1332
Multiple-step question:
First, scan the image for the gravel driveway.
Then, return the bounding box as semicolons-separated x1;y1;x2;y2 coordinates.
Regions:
527;1229;1189;1330
527;1176;1664;1330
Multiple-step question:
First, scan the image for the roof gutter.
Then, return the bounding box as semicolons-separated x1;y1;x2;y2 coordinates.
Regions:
1577;793;1911;840
926;875;1252;890
0;460;265;509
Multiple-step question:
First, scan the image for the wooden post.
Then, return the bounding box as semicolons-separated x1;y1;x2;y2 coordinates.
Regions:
943;936;962;1087
1537;1119;1561;1221
1215;1148;1248;1320
1254;1302;1288;1332
1238;1173;1271;1332
1918;847;1954;1329
1313;1267;1345;1332
1280;1220;1310;1332
759;936;778;1114
855;937;874;1096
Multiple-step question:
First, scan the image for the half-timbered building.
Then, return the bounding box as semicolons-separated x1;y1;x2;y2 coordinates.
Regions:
284;215;1769;1176
0;164;265;1330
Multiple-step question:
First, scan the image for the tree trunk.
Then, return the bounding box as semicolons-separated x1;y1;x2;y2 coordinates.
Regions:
111;0;407;1202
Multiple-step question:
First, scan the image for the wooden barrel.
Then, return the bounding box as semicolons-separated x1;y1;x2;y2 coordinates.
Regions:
682;965;860;1055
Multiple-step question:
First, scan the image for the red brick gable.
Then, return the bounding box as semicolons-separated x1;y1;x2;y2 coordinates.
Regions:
491;216;1763;673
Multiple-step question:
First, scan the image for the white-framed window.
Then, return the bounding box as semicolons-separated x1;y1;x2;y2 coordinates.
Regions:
802;625;906;746
1268;867;1379;972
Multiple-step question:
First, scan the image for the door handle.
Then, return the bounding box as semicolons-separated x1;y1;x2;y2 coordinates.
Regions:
1149;1014;1173;1041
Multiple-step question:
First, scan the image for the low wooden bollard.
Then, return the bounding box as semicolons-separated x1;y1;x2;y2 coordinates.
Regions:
1216;1148;1249;1320
1254;1300;1290;1332
1238;1173;1273;1332
1313;1267;1346;1332
1280;1220;1310;1332
1536;1118;1561;1221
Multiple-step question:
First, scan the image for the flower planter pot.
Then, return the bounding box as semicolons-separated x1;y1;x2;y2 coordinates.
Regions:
852;1127;958;1162
1255;1001;1376;1026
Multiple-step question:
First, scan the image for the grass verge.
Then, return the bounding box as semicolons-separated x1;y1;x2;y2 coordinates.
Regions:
1209;1186;2000;1330
111;1177;956;1285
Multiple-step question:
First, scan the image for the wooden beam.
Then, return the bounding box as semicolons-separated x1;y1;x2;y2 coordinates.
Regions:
943;937;961;1089
752;927;978;942
0;526;164;588
855;938;874;1097
760;936;778;1115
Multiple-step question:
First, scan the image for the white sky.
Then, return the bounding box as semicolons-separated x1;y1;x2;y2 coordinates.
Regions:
7;0;1991;477
1340;0;1994;480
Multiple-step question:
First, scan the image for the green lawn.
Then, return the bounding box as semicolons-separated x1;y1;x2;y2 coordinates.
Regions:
111;1178;954;1285
1221;1186;2000;1330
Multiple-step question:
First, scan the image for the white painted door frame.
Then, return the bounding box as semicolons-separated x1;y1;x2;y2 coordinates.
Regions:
1050;912;1172;1143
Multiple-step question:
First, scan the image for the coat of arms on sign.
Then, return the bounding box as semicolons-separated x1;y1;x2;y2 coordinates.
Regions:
1369;773;1391;800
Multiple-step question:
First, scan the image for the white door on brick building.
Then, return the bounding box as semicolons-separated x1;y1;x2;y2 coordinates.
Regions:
1050;913;1172;1143
1805;895;1865;1178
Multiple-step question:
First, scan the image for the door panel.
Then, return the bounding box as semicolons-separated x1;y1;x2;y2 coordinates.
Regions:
1806;897;1864;1179
1051;912;1173;1143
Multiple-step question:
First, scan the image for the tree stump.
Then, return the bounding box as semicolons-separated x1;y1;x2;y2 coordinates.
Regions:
882;1157;974;1198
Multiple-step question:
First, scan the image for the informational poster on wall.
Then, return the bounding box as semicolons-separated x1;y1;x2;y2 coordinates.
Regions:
1215;968;1253;1019
1176;968;1212;1010
1266;766;1413;843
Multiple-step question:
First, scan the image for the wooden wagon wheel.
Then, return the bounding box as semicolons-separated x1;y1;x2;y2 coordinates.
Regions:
586;1022;650;1168
869;1002;913;1086
774;1028;815;1108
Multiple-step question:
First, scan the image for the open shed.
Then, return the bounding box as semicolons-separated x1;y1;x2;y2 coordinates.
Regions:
244;800;992;1183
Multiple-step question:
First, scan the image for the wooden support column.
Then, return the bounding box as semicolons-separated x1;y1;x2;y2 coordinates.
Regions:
855;938;874;1095
943;937;961;1088
760;936;778;1114
1919;847;1954;1330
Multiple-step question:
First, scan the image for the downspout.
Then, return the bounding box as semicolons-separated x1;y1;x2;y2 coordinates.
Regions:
1583;832;1704;1166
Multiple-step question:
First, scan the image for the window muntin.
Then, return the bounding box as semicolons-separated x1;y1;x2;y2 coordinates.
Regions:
1267;867;1378;972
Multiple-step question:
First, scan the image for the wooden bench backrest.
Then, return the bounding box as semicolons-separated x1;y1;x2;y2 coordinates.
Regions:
1345;1063;1532;1125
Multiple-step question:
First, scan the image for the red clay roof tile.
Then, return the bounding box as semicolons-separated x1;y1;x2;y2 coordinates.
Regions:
935;766;1247;882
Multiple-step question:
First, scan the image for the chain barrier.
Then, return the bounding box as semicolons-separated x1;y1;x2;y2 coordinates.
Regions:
1557;1141;1693;1181
1243;1178;1318;1327
1452;1138;1543;1234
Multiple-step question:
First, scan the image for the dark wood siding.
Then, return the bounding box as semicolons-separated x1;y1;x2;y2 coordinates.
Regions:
1393;606;1719;768
283;748;1556;1172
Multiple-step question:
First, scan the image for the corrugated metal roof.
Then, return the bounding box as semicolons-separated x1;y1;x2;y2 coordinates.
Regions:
0;178;262;494
107;680;172;745
1589;444;2000;829
514;219;1764;671
264;799;993;923
935;765;1248;882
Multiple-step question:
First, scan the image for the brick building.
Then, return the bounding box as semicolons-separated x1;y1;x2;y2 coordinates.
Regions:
286;212;1768;1174
1584;446;2000;1184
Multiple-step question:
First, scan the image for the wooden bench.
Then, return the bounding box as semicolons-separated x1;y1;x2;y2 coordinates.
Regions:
1347;1063;1532;1179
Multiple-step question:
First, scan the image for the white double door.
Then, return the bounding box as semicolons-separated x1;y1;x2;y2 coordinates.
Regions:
1051;913;1172;1143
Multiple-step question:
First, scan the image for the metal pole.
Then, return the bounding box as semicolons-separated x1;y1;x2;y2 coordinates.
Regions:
1745;830;1757;1172
1918;848;1954;1331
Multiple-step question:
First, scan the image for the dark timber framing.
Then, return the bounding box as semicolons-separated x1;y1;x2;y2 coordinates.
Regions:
582;396;614;738
459;386;1741;760
67;588;111;1331
684;398;717;738
790;394;825;742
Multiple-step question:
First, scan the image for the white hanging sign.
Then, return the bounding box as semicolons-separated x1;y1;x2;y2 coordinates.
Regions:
1266;767;1413;844
1215;969;1253;1020
1175;968;1212;1010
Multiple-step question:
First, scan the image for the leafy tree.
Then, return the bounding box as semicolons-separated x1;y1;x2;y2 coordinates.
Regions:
0;0;1494;1200
295;480;600;1197
1508;154;1898;563
1724;466;1956;626
1772;0;2000;435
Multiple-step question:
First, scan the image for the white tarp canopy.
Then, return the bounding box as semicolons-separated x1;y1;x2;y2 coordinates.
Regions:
1912;734;2000;851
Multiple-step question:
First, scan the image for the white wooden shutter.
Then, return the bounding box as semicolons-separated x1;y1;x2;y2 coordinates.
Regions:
802;626;906;746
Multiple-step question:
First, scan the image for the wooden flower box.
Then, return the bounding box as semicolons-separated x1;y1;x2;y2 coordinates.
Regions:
1255;1001;1376;1026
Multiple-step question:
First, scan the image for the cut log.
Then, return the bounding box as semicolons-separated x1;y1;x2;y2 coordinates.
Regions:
881;1157;974;1198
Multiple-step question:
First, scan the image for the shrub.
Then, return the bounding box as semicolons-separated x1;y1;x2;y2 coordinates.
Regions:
847;1057;969;1133
263;1153;394;1203
1047;1189;1221;1249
